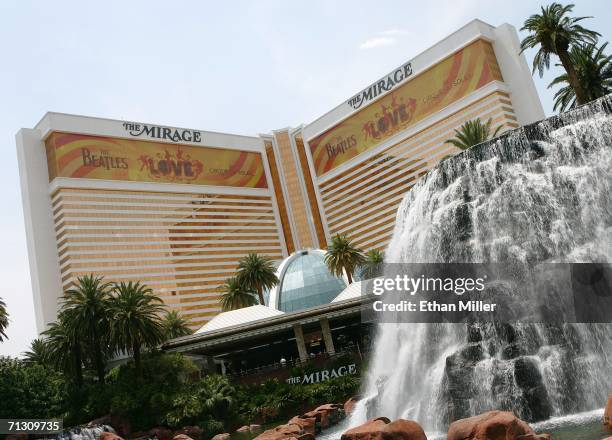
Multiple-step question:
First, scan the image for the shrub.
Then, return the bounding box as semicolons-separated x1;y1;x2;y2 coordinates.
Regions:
0;356;66;419
94;352;198;431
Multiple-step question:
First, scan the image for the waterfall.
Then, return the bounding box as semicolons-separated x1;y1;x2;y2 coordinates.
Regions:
47;425;116;440
352;95;612;433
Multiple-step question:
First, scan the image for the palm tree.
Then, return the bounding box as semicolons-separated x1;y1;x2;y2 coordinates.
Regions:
162;310;193;340
361;249;385;279
43;314;83;387
219;277;258;311
236;253;279;306
549;42;612;111
61;274;112;383
447;118;502;151
109;281;166;378
0;297;8;342
23;338;48;364
324;234;365;284
520;2;600;105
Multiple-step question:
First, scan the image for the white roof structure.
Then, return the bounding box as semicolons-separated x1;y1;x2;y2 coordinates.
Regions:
331;280;363;303
195;305;284;334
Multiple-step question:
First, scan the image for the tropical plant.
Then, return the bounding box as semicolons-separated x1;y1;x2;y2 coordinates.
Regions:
109;281;166;378
165;375;235;427
447;118;502;151
22;338;48;364
42;313;84;387
549;42;612;111
0;297;8;341
361;249;385;279
101;352;197;431
61;274;112;383
236;253;279;306
325;234;365;284
161;310;193;340
219;277;258;311
520;2;600;105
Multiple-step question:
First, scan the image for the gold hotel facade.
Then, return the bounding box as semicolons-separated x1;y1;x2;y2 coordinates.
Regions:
18;20;544;332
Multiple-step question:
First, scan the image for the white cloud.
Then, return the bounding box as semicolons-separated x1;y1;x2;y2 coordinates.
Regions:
359;36;396;50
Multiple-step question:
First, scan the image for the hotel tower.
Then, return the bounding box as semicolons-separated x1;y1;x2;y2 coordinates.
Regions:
18;20;544;332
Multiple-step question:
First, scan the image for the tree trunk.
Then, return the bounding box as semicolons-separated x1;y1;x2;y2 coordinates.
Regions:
257;287;265;306
133;341;142;379
346;269;353;284
92;326;105;384
558;49;588;105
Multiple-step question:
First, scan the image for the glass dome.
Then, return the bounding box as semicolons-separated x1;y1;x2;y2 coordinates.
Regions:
276;250;346;313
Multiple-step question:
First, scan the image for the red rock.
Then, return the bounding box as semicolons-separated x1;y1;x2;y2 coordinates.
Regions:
303;409;331;428
254;423;304;440
100;433;124;440
237;426;251;433
5;435;28;440
605;394;612;432
288;417;317;435
315;403;343;411
149;427;173;440
341;417;391;440
211;435;231;440
175;426;202;440
448;411;535;440
382;419;427;440
173;435;193;440
345;397;359;414
314;403;345;428
341;418;426;440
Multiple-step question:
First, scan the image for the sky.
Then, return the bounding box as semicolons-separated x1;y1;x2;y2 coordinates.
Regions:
0;0;610;356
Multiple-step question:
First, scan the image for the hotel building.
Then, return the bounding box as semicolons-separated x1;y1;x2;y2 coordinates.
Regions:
17;20;544;333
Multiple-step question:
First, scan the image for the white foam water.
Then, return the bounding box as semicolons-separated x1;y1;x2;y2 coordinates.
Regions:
350;95;612;434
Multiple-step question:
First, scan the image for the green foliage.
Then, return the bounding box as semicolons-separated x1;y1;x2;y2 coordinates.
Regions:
42;314;84;387
109;281;166;377
446;118;502;151
164;375;235;428
361;249;385;279
62;274;113;383
520;2;600;76
549;42;612;111
220;276;258;311
236;253;279;307
237;375;360;424
91;352;198;431
0;350;360;436
520;2;600;105
199;418;225;439
325;234;366;284
0;357;66;419
22;338;48;364
0;296;8;341
162;310;193;340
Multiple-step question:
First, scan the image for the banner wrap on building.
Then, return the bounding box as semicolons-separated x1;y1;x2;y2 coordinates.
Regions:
45;132;268;188
308;39;503;177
